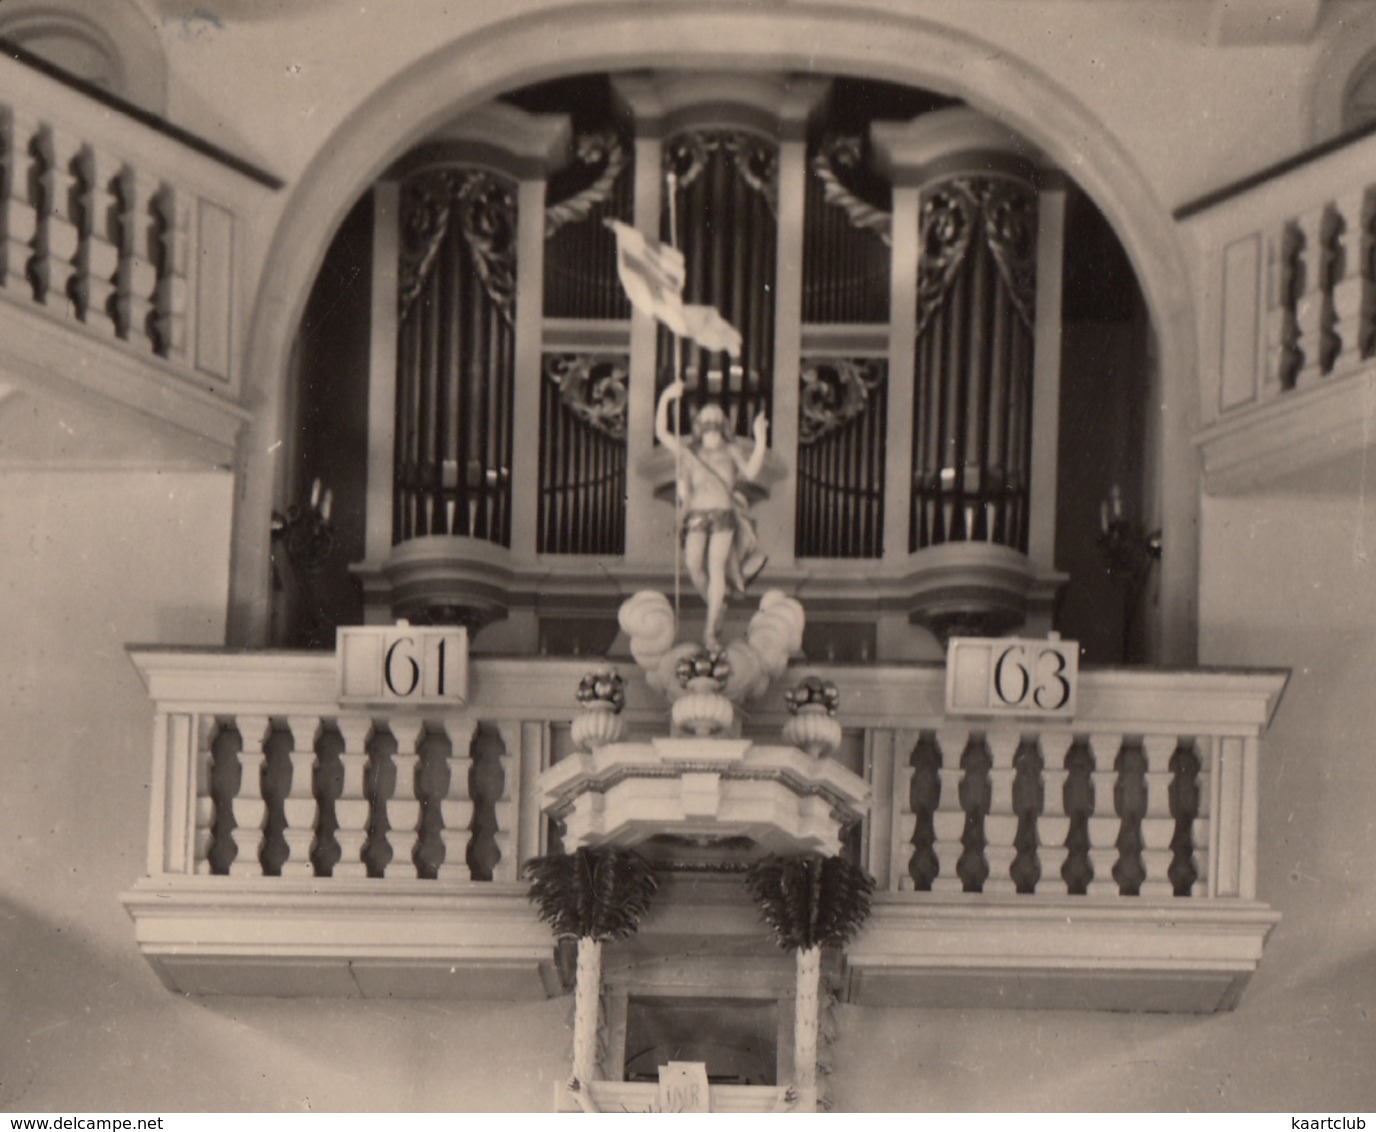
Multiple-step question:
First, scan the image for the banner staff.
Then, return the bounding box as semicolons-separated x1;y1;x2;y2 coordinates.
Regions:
666;167;682;633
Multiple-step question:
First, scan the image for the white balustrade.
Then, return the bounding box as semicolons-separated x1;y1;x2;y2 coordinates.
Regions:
1182;128;1376;493
123;649;1284;1008
0;52;277;461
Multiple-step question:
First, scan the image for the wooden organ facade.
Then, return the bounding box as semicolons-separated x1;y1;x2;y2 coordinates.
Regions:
349;77;1068;654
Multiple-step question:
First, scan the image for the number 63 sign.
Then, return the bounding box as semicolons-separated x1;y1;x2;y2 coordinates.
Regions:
945;636;1078;718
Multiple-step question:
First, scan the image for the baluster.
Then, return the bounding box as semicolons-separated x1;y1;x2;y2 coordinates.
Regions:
193;714;218;874
76;145;122;337
1059;735;1096;895
1140;735;1179;899
909;729;948;892
467;723;506;881
954;732;992;893
929;728;966;893
205;717;243;875
113;168;161;349
280;715;322;877
334;717;373;878
1263;220;1302;395
310;722;344;877
36;126;83;314
1169;737;1206;897
1111;737;1148;896
362;722;398;877
1037;730;1072;889
0;109;41;298
230;714;271;877
982;729;1020;896
258;720;294;876
1009;734;1044;894
389;718;425;878
864;728;896;891
1294;206;1332;387
152;186;192;359
492;721;525;882
1327;189;1371;375
1193;736;1213;895
1086;733;1122;896
414;724;454;878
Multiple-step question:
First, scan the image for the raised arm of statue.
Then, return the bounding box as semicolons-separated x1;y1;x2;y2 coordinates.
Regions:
655;380;687;457
735;410;769;482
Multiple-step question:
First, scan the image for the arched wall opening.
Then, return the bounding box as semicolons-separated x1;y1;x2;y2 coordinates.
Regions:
230;4;1198;664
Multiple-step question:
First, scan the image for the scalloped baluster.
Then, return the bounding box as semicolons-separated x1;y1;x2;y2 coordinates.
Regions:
333;717;372;879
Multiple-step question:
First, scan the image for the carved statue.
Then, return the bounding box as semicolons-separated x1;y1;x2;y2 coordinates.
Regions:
655;380;769;648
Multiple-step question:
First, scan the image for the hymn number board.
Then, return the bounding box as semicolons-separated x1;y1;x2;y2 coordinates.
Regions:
945;635;1078;719
337;624;468;705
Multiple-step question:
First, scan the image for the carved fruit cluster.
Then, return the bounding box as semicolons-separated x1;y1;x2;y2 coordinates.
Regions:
576;668;626;712
675;648;731;689
784;676;841;717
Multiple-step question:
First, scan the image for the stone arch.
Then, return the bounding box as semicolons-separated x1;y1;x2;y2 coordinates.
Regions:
230;3;1199;662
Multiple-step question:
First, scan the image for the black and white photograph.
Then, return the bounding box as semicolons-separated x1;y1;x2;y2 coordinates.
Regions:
1;0;1373;1117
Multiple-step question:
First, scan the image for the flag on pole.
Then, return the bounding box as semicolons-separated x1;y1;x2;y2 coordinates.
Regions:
681;304;743;357
605;219;742;357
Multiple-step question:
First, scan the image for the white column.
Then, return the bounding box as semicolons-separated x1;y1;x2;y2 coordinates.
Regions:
509;176;549;559
365;181;400;569
624;133;666;565
765;135;808;568
882;185;920;565
1027;178;1066;577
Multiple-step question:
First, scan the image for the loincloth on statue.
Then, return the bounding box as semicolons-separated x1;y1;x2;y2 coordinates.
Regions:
681;508;739;537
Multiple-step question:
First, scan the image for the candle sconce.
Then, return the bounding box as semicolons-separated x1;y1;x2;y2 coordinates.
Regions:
1098;484;1161;582
1097;484;1161;663
271;478;336;576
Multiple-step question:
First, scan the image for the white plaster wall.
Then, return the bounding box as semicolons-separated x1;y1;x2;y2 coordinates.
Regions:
147;0;1348;209
0;467;573;1111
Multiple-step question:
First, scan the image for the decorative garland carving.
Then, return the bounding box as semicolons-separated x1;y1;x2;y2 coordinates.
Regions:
398;169;518;324
811;135;892;246
544;129;629;238
455;174;518;323
398;171;456;314
545;353;630;439
798;357;886;445
916;177;1037;337
916;182;976;339
665;130;780;216
980;178;1037;329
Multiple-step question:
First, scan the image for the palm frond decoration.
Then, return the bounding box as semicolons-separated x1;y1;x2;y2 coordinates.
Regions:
745;853;874;1105
524;846;659;942
744;853;874;952
526;846;659;1091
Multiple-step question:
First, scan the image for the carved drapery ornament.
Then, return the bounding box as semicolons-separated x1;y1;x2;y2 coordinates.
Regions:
811;134;892;246
545;130;630;238
545;353;630;439
917;177;1036;337
798;358;886;444
398;169;518;324
665;129;780;216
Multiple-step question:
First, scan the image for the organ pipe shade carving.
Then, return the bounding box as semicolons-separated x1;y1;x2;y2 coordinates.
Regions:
804;137;892;324
544;130;634;320
539;353;629;555
394;167;518;547
910;175;1038;552
660;129;779;434
795;358;887;558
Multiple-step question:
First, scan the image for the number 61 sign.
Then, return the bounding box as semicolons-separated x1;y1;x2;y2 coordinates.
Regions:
337;624;468;705
945;635;1078;718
